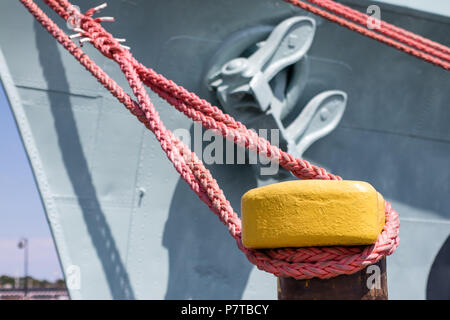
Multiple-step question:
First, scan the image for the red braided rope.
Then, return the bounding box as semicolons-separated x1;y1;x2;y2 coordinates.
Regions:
285;0;450;70
19;0;401;279
305;0;450;62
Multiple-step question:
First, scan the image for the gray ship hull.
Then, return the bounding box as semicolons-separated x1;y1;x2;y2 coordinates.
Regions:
0;0;449;299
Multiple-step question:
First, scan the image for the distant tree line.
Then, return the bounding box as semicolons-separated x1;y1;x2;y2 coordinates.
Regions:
0;275;66;289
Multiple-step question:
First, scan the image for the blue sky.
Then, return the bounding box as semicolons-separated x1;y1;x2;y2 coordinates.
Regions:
0;83;63;282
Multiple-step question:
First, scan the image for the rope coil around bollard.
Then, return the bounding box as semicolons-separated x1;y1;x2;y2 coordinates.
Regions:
18;0;410;279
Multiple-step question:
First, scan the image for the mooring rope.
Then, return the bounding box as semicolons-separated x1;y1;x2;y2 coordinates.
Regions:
17;0;411;279
285;0;450;69
303;0;450;62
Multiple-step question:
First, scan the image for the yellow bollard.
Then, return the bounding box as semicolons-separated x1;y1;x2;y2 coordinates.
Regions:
241;180;388;300
241;180;385;248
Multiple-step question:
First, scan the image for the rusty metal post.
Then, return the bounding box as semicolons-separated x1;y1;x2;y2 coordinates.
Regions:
278;258;388;300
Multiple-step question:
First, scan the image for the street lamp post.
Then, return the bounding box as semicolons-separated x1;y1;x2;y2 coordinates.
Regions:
18;238;28;298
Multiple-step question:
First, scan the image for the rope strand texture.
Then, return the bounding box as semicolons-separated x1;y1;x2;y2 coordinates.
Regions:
20;0;401;279
305;0;450;62
285;0;450;70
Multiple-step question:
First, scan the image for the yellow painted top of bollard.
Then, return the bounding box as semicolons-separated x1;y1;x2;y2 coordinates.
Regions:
241;180;385;249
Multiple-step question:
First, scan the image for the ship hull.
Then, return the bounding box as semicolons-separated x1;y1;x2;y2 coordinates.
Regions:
1;0;449;299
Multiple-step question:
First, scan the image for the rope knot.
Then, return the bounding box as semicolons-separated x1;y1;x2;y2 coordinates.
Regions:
93;36;124;58
79;18;125;59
